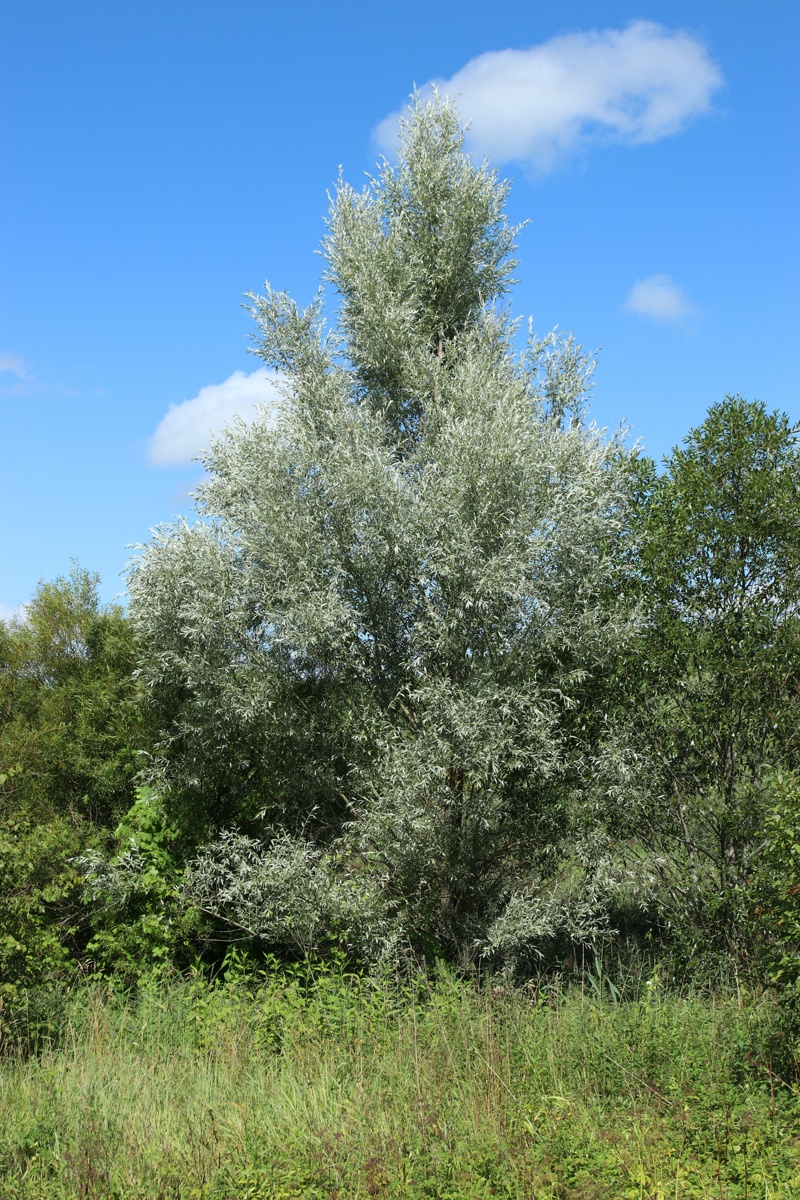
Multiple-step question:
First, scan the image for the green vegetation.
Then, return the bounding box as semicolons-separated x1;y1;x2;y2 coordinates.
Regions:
2;968;798;1199
0;567;154;994
622;398;800;963
128;96;641;971
1;95;799;1196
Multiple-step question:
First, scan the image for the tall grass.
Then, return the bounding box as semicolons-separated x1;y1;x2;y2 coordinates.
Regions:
1;965;798;1198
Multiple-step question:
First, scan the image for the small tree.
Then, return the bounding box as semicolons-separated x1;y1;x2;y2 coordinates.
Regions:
0;567;148;989
625;396;800;956
129;98;636;967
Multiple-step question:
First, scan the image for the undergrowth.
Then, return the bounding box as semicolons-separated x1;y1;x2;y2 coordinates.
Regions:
0;962;798;1198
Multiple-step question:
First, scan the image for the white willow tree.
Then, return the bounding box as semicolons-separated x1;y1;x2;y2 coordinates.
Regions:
129;97;636;968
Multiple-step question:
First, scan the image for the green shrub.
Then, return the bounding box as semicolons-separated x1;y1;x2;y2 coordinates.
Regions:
756;772;800;994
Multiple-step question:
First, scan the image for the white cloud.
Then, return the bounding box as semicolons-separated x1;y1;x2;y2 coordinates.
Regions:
0;353;27;378
149;368;282;467
625;274;699;323
376;21;722;171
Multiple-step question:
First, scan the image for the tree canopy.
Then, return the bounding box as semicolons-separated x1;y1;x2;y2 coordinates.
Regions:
622;396;800;954
0;567;149;990
129;97;637;968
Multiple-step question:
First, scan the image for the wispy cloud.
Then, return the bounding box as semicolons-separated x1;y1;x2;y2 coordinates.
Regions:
0;353;28;379
376;21;722;172
149;368;282;467
0;355;86;399
625;274;700;323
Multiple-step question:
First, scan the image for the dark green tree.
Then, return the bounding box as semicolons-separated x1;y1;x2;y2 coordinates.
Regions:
0;567;150;990
625;396;800;955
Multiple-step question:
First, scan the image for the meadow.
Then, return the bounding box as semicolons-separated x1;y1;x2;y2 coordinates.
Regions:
1;965;798;1199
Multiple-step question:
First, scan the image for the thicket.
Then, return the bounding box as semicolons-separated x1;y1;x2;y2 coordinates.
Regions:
1;97;799;1000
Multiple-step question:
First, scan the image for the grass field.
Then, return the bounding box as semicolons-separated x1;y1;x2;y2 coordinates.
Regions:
1;965;798;1198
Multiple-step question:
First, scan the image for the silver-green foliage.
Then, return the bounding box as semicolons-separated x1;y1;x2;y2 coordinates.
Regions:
129;97;635;966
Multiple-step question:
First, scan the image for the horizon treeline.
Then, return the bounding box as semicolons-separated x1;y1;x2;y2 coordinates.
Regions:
1;97;798;999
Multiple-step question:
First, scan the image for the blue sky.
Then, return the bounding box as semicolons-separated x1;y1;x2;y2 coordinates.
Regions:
1;1;797;615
